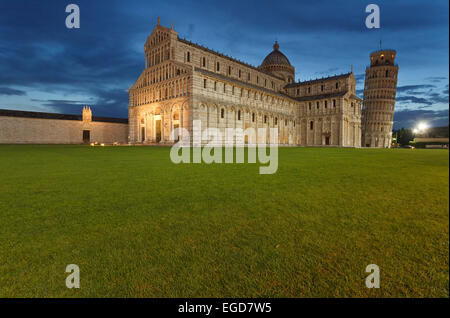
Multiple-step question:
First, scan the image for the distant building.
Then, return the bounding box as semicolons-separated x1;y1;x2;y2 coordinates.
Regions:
413;137;449;148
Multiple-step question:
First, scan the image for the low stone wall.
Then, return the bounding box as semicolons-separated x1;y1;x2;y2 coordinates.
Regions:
0;115;128;144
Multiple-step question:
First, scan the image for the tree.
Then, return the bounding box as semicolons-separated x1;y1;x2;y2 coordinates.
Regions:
395;128;414;146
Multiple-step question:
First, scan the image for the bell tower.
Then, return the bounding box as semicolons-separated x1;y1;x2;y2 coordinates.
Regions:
362;50;399;148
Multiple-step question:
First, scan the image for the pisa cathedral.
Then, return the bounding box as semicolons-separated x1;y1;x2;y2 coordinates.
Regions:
129;20;367;147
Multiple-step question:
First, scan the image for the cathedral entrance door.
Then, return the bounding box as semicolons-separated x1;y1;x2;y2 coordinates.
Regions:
155;119;161;142
244;123;249;144
325;136;330;145
141;127;145;142
173;124;180;141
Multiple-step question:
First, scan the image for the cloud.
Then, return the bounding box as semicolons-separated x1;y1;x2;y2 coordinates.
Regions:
0;87;27;96
424;76;447;83
314;67;339;75
395;82;448;109
394;108;449;129
396;84;435;94
29;87;128;118
396;95;432;106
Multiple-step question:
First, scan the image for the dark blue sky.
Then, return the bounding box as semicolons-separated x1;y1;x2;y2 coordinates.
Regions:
0;0;448;129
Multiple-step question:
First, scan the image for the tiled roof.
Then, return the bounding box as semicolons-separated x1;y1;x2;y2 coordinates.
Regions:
285;73;352;88
294;91;347;101
178;37;284;81
294;91;361;102
0;109;128;124
350;94;362;101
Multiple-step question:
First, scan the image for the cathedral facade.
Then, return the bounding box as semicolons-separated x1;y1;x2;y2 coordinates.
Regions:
128;20;364;147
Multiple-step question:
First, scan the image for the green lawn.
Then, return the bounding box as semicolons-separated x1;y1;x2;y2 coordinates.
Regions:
0;145;448;297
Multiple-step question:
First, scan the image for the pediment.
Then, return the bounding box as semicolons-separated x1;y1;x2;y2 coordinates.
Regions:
145;25;172;48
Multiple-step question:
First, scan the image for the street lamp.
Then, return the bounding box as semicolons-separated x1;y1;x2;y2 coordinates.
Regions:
417;122;428;132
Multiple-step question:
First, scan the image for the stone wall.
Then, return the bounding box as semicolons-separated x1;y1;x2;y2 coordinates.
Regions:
0;116;128;144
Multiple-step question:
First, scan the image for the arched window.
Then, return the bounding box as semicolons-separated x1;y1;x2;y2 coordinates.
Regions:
336;82;339;89
216;62;220;72
203;79;207;88
325;101;328;108
264;115;267;123
317;102;320;109
275;117;278;125
238;110;241;121
285;119;287;126
309;102;312;110
186;51;190;63
310;121;314;130
221;108;225;119
214;82;217;91
333;99;336;107
202;57;206;67
385;70;389;77
228;66;232;75
252;112;255;122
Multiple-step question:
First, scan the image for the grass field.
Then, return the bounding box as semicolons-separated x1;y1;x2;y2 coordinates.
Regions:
0;145;448;297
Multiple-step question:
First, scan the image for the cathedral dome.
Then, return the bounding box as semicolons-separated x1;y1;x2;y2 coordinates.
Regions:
259;41;295;84
260;41;292;67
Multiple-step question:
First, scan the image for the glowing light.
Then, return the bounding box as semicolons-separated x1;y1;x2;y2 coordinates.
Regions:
414;122;429;135
417;122;428;131
100;143;105;147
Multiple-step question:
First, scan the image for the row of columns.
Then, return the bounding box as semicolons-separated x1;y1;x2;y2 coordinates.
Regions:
137;107;185;143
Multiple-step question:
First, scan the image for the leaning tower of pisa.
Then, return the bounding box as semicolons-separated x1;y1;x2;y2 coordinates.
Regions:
362;50;399;148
